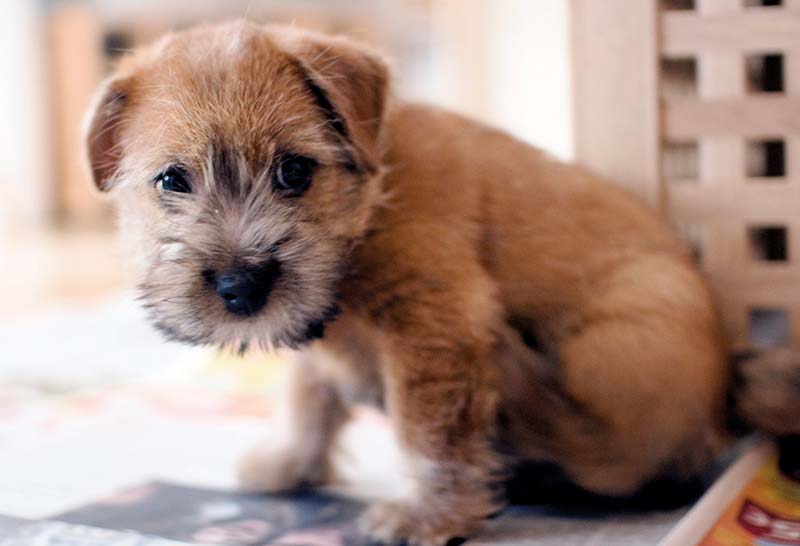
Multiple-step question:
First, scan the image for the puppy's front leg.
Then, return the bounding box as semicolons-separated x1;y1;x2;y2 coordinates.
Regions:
360;304;503;545
238;351;347;492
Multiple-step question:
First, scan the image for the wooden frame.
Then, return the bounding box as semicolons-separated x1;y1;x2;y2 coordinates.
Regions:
572;0;800;350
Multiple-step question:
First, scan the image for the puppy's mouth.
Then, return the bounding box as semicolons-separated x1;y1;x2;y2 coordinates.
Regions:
140;258;342;351
203;260;281;319
139;230;345;351
201;259;341;350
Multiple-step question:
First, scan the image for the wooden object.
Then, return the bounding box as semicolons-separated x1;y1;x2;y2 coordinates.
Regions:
48;4;107;226
572;0;800;350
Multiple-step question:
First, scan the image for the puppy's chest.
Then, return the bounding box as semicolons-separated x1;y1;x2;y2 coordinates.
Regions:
310;316;385;408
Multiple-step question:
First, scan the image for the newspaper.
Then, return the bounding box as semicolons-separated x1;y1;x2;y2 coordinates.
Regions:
0;295;694;544
660;438;800;546
472;508;681;546
50;481;681;546
0;515;190;546
0;327;706;546
0;477;682;546
0;383;688;545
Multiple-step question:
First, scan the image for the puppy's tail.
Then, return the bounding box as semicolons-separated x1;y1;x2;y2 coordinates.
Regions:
731;349;800;436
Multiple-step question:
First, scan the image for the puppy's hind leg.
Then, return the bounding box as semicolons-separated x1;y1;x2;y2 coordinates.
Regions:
238;351;348;493
499;285;728;501
496;299;728;501
494;323;601;465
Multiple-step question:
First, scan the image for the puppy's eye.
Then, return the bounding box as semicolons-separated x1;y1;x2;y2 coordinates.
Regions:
274;156;316;195
155;166;192;194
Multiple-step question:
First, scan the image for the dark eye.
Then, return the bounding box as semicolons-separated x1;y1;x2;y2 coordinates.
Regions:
155;166;192;194
274;155;316;195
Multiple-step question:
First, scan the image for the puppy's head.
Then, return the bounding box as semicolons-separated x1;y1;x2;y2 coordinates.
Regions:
83;21;388;349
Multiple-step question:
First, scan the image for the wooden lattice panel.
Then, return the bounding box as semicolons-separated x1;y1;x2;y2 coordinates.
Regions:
573;0;800;350
662;0;800;350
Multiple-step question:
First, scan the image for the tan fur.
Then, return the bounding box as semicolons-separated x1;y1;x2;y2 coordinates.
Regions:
83;20;791;546
734;349;800;435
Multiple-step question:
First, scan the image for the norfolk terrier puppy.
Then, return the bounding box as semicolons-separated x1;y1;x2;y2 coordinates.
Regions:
84;21;800;546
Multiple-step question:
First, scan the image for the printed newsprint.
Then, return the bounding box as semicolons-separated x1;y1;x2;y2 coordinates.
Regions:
661;438;800;546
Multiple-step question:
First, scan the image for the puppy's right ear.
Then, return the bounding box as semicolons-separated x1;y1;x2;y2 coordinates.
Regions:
83;76;132;192
269;27;389;174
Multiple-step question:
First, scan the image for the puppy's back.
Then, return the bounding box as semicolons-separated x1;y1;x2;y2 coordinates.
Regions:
379;101;690;321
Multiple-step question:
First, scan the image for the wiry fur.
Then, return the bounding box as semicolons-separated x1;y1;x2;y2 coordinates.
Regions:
84;21;800;546
86;21;386;352
733;350;800;435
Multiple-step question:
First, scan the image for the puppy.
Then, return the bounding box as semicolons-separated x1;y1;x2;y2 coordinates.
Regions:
84;21;800;546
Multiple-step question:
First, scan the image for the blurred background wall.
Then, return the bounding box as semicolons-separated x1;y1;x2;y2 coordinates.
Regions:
0;1;53;229
0;0;572;230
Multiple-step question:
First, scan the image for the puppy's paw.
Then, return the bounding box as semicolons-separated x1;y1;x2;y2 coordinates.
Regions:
358;501;473;546
237;439;325;493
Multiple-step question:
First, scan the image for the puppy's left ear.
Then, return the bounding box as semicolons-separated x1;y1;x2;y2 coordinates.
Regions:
82;75;133;192
272;28;389;173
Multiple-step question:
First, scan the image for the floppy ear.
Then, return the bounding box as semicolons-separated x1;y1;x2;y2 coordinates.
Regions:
271;28;389;173
82;75;132;191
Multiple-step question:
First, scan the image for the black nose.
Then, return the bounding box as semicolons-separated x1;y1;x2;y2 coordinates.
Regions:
212;263;279;317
